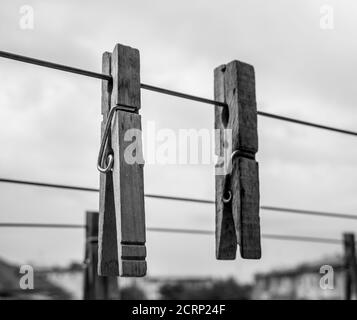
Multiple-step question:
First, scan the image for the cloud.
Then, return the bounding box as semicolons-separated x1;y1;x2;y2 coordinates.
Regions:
0;0;356;282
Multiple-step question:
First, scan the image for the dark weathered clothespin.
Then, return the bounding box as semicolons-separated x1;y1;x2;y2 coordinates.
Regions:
343;233;357;300
83;211;119;299
214;60;261;260
97;44;146;277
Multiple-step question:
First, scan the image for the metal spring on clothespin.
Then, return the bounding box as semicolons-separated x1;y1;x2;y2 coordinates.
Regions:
221;150;256;204
97;103;137;173
221;150;239;204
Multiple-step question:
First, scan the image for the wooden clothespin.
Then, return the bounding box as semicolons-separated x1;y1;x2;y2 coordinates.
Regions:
97;44;146;277
343;233;357;300
83;211;119;299
214;60;261;260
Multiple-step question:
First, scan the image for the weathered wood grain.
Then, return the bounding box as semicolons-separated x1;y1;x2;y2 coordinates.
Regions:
111;44;141;110
84;211;119;300
215;65;237;259
215;60;261;260
111;110;146;276
99;44;146;277
233;158;261;259
98;52;119;276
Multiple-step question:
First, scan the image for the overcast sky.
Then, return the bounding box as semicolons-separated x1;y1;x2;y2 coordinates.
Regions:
0;0;357;283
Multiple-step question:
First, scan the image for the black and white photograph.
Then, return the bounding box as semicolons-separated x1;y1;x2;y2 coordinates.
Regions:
0;0;356;311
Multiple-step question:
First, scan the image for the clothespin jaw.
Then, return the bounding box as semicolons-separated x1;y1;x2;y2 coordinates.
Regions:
98;44;146;277
214;60;261;260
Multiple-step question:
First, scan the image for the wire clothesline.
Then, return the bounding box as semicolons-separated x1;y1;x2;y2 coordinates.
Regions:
0;177;357;221
0;51;355;249
1;50;357;137
0;222;343;246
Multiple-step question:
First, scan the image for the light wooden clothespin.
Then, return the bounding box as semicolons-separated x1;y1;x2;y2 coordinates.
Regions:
97;44;146;277
214;60;261;260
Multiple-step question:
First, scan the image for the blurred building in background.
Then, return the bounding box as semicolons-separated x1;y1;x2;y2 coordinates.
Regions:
0;258;71;299
0;255;347;300
252;256;345;300
0;256;251;300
